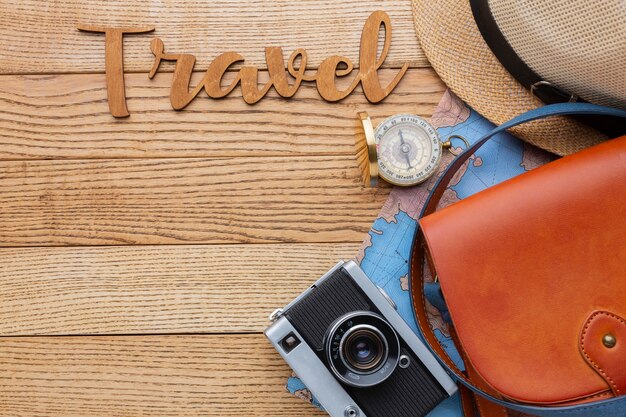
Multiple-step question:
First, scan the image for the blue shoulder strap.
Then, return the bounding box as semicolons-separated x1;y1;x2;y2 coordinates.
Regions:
420;102;626;218
411;102;626;417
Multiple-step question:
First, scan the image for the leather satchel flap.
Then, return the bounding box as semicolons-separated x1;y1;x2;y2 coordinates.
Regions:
419;136;626;404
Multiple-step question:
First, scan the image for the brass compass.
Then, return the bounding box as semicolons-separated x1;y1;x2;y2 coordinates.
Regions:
357;112;466;187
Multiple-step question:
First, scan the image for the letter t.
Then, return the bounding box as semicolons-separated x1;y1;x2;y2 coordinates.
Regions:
77;26;154;117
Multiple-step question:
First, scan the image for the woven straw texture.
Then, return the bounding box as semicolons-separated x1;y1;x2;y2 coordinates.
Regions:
411;0;608;155
491;0;626;110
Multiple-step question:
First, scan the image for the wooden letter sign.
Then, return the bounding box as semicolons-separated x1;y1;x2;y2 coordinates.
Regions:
78;11;408;117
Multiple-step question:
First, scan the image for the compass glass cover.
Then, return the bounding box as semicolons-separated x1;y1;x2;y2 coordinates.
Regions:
375;114;441;186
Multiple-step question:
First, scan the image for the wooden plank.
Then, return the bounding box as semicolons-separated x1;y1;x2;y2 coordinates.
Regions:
0;155;390;246
0;334;326;416
0;243;360;335
0;68;444;160
0;0;425;75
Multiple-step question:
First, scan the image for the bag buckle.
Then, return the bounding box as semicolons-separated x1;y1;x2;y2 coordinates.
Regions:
530;80;578;103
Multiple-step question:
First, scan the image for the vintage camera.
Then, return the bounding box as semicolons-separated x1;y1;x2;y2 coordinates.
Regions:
265;260;458;417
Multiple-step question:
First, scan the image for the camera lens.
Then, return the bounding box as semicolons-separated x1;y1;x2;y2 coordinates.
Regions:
353;338;375;361
325;311;400;387
342;326;386;373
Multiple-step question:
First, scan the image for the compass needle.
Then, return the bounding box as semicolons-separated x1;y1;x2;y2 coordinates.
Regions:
397;130;413;168
404;152;413;169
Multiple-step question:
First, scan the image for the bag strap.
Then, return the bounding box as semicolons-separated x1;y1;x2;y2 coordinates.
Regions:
409;102;626;416
420;102;626;219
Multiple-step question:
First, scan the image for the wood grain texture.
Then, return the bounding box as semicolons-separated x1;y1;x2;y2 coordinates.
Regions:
0;243;359;335
0;334;326;417
0;68;444;160
77;26;156;117
0;155;391;246
0;1;443;414
0;0;425;75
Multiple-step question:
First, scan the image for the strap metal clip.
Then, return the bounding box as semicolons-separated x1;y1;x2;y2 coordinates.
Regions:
530;80;578;103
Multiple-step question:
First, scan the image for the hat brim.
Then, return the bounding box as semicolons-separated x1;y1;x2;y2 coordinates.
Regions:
411;0;607;156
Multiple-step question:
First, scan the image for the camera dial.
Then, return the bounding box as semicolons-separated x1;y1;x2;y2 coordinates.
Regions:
325;311;400;387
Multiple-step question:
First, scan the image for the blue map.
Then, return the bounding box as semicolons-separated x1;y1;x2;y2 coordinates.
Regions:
286;91;553;416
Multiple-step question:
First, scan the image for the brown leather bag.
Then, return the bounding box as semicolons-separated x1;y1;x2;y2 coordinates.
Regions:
410;104;626;417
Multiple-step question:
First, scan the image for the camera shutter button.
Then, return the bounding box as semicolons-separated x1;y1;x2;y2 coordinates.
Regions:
376;286;397;310
268;308;283;322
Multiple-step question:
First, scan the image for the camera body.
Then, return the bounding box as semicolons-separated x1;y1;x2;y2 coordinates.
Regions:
265;260;458;417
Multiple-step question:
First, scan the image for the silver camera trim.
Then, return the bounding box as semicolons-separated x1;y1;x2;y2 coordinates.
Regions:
265;316;367;417
265;260;458;417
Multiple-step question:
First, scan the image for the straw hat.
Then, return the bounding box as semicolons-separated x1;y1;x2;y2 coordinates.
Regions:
411;0;626;155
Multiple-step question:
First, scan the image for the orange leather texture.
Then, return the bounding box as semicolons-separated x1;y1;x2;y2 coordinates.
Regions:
419;136;626;404
580;311;626;396
457;337;509;417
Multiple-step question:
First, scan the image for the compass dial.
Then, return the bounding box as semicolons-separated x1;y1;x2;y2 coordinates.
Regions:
375;114;442;186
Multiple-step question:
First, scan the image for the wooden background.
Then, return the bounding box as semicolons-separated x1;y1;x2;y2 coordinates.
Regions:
0;0;444;415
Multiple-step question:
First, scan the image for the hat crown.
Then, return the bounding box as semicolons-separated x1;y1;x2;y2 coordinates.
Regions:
488;0;626;109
